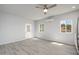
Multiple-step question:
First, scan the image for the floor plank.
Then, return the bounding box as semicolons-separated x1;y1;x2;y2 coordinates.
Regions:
0;38;77;55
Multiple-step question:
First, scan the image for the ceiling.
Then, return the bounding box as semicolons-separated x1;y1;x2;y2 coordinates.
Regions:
0;4;79;20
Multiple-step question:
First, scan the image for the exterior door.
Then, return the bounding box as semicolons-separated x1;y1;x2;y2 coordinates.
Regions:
25;24;33;39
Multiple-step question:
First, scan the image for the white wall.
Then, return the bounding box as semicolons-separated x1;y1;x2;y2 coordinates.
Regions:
35;10;79;45
0;11;34;45
0;9;79;46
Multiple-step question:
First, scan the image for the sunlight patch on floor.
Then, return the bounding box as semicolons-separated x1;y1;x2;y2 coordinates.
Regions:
32;38;39;40
51;42;64;46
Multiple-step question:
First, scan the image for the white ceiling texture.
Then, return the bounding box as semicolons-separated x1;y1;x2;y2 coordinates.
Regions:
0;4;79;20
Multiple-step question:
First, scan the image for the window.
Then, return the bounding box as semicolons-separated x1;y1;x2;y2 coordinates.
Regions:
40;24;44;32
60;20;72;32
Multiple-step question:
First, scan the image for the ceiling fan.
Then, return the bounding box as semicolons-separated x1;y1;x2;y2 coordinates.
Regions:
36;4;57;15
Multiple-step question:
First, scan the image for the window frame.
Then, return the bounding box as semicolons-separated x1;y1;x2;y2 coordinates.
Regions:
39;24;44;32
60;20;72;33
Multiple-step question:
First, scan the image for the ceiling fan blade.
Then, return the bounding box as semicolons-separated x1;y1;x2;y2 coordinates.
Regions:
48;4;57;9
36;6;40;8
44;4;48;9
36;4;48;9
36;6;44;9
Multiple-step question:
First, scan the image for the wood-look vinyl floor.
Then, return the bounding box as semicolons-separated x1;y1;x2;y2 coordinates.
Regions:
0;38;77;55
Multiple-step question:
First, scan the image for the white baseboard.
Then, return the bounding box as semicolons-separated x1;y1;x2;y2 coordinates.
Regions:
0;37;34;45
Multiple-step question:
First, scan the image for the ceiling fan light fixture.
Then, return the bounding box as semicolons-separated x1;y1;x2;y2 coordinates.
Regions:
43;8;48;12
43;8;48;14
36;4;57;15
